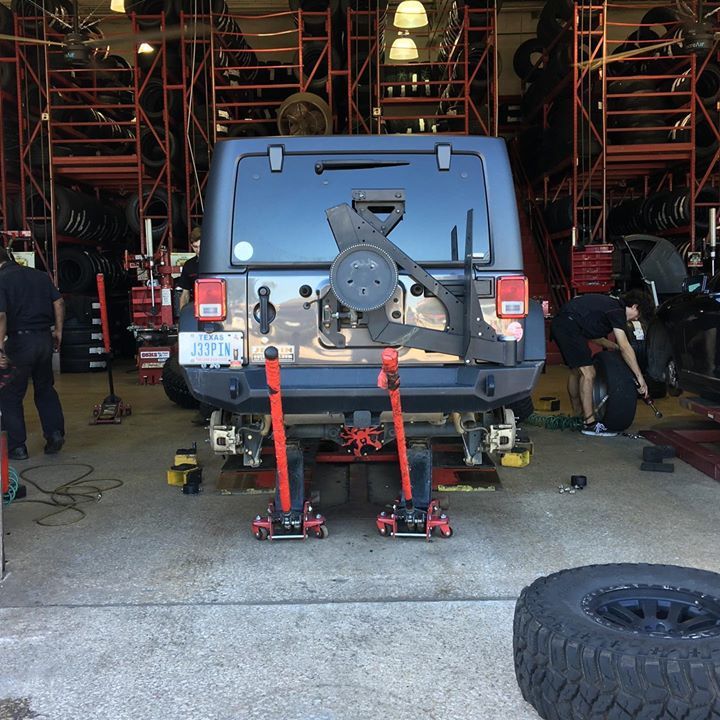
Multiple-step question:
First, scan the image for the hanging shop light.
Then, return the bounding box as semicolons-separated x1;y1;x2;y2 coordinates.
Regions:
137;42;155;54
110;0;125;12
393;0;428;29
389;33;419;60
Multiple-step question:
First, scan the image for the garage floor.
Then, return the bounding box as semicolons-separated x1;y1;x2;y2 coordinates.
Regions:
1;363;719;720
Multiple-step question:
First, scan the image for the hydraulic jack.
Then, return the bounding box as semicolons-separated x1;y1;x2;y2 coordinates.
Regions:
375;348;453;540
90;273;131;425
251;347;328;541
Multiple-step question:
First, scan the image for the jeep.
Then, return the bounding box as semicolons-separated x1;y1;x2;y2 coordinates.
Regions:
179;135;545;498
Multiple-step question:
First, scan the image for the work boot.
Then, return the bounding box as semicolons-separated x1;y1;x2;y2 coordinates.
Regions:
8;445;28;461
44;431;64;454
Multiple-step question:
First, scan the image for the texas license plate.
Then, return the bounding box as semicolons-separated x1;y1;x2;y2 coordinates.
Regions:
179;332;244;366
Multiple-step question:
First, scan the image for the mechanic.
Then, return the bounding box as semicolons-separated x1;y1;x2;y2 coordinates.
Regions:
177;226;201;309
0;247;65;460
551;290;655;437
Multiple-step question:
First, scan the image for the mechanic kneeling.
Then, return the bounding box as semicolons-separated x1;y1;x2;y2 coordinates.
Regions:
551;290;654;438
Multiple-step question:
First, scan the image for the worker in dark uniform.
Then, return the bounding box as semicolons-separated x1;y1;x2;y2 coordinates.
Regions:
0;247;65;460
551;290;654;437
177;226;201;310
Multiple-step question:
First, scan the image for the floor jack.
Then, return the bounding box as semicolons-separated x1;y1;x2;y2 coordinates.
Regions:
90;273;131;425
375;348;453;540
251;347;328;541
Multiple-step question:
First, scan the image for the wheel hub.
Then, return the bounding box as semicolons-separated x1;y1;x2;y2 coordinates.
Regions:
330;245;398;312
583;584;720;638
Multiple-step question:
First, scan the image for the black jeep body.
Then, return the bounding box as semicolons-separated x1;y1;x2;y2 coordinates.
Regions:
180;135;544;464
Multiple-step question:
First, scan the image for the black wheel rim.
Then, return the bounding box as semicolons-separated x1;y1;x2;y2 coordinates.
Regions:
667;359;680;390
583;585;720;638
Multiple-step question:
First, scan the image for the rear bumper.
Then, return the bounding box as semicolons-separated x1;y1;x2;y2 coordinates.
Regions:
183;362;544;415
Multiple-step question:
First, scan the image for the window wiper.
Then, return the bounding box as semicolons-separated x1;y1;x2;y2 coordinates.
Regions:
314;160;410;174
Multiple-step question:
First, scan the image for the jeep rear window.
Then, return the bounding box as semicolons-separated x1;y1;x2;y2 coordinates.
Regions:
231;152;490;265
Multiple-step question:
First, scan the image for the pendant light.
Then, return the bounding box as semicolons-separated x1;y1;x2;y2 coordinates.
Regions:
393;0;428;29
389;33;419;60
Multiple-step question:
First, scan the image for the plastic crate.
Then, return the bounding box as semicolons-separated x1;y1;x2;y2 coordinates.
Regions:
571;244;614;292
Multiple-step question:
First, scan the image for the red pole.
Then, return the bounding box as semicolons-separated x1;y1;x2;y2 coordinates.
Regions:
264;347;292;514
380;348;413;507
96;274;111;354
1;432;8;494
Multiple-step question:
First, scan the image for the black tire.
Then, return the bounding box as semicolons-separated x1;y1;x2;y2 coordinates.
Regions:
507;396;534;421
62;328;104;345
161;355;199;409
514;563;720;720
57;247;97;294
60;358;107;373
60;343;106;360
513;38;545;81
592;351;637;431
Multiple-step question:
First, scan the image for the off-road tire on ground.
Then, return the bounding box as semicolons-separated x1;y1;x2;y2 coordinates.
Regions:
162;355;199;409
592;351;637;431
514;563;720;720
507;396;534;421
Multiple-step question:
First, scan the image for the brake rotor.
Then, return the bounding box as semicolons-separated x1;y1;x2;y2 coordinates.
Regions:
330;244;398;312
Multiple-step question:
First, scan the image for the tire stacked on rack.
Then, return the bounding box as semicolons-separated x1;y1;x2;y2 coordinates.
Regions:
24;185;127;244
58;247;127;295
11;0;73;31
543;192;605;245
608;187;716;237
53;105;135;156
61;296;107;374
514;0;598;178
125;188;183;242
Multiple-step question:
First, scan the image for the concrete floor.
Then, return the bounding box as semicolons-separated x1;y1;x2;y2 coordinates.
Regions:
1;363;720;720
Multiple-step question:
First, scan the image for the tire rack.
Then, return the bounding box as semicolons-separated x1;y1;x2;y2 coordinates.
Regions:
179;8;336;230
0;48;17;234
345;3;498;136
0;3;500;280
520;0;720;294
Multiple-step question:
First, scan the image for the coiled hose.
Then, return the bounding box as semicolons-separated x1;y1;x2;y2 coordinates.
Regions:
525;413;584;431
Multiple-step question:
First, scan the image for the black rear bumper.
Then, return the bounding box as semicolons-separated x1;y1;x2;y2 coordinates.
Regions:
183;362;544;415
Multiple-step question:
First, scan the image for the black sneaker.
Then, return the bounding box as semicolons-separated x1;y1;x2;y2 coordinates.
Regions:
8;445;28;461
44;431;64;454
581;421;617;437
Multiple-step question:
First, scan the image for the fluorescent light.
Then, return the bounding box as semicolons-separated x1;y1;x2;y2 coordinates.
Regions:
393;0;428;29
138;42;155;54
110;0;124;12
389;36;419;60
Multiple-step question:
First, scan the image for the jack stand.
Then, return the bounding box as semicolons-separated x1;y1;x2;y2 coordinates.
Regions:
252;347;328;541
377;499;452;539
252;500;328;540
375;348;453;540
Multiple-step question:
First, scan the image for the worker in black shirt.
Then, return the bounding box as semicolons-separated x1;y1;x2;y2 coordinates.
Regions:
0;247;65;459
551;290;654;437
177;226;201;309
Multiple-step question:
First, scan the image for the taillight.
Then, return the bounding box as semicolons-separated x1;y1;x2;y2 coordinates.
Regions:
496;276;528;318
194;278;226;321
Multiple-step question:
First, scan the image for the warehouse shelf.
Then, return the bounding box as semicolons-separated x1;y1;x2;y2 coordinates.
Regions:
516;0;720;294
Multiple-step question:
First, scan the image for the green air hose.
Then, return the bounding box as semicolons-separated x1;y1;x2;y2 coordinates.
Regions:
524;413;584;431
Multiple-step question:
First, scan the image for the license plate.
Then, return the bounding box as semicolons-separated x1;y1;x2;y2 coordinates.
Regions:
179;332;244;366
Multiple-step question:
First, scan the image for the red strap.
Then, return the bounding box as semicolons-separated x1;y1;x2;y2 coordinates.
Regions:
264;351;291;514
381;349;412;504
